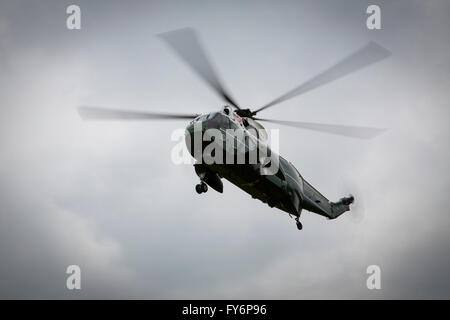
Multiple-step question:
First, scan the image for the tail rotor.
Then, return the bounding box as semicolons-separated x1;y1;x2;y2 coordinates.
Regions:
338;179;365;224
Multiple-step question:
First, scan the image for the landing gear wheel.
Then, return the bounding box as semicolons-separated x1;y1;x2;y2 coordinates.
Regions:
195;182;208;194
295;216;303;231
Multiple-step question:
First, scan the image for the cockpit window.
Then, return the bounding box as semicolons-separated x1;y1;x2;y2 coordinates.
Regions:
190;114;209;125
208;112;229;129
229;119;240;130
193;114;207;122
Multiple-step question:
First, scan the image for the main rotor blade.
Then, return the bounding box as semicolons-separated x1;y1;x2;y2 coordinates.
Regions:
254;42;391;114
78;106;198;121
158;28;240;109
254;118;386;139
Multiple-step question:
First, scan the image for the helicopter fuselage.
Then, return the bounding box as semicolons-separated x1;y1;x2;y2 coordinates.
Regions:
185;110;353;220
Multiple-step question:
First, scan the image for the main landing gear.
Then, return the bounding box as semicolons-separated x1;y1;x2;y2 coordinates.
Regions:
195;182;208;194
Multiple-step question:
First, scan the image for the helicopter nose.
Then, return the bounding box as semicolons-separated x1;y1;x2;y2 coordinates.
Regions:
185;119;207;136
185;120;207;159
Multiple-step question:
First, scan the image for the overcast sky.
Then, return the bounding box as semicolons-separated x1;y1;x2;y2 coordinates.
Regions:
0;0;449;299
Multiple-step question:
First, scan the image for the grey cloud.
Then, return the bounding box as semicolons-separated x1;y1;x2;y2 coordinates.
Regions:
0;0;449;299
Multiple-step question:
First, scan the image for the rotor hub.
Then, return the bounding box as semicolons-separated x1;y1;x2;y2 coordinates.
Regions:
235;108;255;118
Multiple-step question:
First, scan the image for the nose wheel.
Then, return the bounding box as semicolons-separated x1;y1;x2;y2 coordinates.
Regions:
295;216;303;231
195;182;208;194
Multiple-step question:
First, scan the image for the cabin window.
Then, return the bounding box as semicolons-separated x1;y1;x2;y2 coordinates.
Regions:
264;160;285;181
275;168;285;181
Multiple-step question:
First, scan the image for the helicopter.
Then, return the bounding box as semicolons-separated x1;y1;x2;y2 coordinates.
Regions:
78;28;390;230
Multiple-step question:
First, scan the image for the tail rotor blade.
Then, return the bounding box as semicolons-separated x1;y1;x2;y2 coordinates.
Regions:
338;179;365;224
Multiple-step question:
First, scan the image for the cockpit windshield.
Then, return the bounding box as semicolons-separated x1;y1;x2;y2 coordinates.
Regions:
190;114;208;124
207;112;230;129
